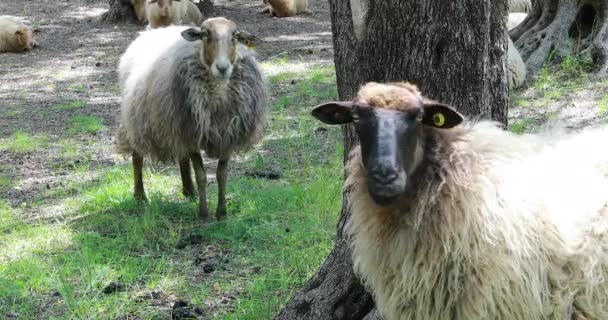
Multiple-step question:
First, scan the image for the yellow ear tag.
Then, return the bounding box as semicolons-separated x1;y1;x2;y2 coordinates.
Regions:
432;112;446;127
244;39;254;51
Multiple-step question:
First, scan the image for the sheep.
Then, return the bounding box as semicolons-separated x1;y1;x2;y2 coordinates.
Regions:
260;0;308;17
507;36;526;89
116;17;268;220
146;0;203;29
311;81;608;320
0;16;37;53
509;0;532;13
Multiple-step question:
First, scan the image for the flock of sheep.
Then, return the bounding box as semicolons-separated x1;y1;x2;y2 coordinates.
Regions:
3;0;608;319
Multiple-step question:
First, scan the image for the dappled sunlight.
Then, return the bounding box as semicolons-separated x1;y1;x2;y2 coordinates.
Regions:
264;31;332;42
0;223;74;263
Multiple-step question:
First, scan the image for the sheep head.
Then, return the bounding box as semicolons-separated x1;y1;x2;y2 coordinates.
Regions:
15;26;34;52
312;82;463;206
147;0;174;17
181;17;262;81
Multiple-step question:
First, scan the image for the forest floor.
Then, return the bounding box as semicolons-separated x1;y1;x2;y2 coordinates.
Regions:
0;0;607;319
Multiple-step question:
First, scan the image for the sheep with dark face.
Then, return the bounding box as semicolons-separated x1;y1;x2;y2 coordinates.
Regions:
116;17;268;220
312;82;608;320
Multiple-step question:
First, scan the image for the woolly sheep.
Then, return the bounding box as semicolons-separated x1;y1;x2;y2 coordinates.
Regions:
116;17;268;220
507;36;526;89
146;0;203;29
261;0;308;17
509;0;532;13
0;16;37;53
312;82;608;320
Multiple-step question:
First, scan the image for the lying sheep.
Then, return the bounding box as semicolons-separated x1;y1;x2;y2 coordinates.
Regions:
506;13;528;89
312;82;608;320
507;36;526;89
509;0;532;13
116;17;268;220
260;0;308;17
0;16;37;53
146;0;203;29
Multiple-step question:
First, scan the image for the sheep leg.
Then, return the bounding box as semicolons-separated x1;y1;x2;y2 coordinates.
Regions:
132;152;147;203
178;157;195;198
216;158;229;220
190;151;209;221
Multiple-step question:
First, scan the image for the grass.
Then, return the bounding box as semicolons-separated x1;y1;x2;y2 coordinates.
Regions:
509;118;536;134
0;63;343;319
0;130;49;153
56;100;86;111
66;115;104;135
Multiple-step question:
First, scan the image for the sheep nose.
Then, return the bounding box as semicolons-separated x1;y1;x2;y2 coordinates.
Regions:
369;166;399;185
216;64;229;75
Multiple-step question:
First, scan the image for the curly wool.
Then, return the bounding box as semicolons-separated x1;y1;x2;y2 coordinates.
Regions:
116;25;267;161
346;121;608;320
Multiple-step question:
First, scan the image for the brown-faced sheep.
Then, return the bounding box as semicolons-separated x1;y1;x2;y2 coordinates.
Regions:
146;0;203;29
116;17;268;220
261;0;308;17
312;82;608;320
0;16;37;53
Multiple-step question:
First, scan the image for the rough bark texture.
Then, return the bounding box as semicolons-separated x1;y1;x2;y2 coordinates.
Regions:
276;1;509;320
511;0;608;77
99;0;140;24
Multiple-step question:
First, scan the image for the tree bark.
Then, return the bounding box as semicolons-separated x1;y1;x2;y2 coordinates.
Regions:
511;0;608;78
276;1;509;320
99;0;141;24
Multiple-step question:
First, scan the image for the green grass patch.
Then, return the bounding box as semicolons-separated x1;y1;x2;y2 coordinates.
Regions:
56;100;86;111
1;63;343;319
0;130;49;153
510;118;536;134
66;115;104;135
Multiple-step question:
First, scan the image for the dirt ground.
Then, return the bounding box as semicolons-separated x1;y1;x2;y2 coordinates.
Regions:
0;0;332;210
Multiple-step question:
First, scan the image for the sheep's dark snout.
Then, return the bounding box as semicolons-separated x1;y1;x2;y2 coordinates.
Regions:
360;110;416;206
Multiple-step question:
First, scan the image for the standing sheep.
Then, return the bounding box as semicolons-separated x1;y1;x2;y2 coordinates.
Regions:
0;16;37;53
116;18;268;220
146;0;203;29
312;82;608;320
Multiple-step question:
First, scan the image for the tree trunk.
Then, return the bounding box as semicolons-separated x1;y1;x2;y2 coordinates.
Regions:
276;1;509;320
511;0;608;78
99;0;142;24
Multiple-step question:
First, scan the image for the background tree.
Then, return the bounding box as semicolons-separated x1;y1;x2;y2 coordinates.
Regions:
511;0;608;77
275;0;509;319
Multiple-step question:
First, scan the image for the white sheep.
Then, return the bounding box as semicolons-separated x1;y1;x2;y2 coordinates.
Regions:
312;81;608;320
0;16;37;53
146;0;203;29
260;0;308;17
116;17;268;220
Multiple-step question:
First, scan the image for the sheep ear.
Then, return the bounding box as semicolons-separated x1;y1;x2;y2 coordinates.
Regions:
421;102;463;129
181;28;202;42
15;30;22;35
235;30;262;49
311;102;354;125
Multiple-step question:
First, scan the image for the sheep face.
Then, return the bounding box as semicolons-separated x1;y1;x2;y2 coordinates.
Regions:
148;0;173;17
15;27;34;51
312;82;463;206
181;17;262;81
